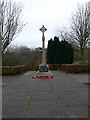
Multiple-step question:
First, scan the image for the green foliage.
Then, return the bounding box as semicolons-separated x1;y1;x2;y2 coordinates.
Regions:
47;36;74;64
47;38;54;64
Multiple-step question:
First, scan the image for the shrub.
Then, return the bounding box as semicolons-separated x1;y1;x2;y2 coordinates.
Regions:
2;65;27;75
34;66;39;71
48;64;90;73
48;64;61;70
62;64;66;71
66;64;89;73
2;66;17;75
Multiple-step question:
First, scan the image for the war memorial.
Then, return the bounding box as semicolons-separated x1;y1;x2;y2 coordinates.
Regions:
32;25;53;79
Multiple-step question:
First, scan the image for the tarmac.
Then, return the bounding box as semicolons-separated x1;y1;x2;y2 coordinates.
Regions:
2;71;89;118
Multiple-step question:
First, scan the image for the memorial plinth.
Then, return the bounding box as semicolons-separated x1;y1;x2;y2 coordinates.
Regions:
32;25;53;79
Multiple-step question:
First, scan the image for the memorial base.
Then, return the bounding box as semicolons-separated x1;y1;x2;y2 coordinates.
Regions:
32;64;53;79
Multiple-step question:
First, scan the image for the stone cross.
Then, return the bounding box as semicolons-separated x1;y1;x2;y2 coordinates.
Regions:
39;25;47;65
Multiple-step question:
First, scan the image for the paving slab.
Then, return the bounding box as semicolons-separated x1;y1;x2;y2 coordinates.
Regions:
60;106;88;118
2;71;88;118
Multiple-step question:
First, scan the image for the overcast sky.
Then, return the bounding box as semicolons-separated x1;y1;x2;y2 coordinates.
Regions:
11;0;89;48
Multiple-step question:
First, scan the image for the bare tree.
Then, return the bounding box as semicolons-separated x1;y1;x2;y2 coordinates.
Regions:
57;27;69;41
57;27;79;49
0;0;25;53
70;2;90;64
2;46;42;70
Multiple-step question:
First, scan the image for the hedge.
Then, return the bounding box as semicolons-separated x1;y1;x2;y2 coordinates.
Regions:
2;65;27;75
48;64;90;73
65;64;89;73
48;64;62;70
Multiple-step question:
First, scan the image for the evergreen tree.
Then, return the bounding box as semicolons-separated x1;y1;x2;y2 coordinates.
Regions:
69;44;74;64
47;36;74;64
47;38;54;64
54;36;60;64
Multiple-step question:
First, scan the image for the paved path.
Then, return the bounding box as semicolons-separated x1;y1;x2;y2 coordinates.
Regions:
2;71;88;118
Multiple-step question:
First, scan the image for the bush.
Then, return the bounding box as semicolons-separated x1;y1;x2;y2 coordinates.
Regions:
62;64;66;71
48;64;90;73
2;66;17;75
48;64;62;70
2;65;27;75
66;64;89;73
34;66;39;71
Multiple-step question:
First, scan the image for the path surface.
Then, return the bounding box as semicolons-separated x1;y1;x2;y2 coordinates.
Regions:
2;71;89;118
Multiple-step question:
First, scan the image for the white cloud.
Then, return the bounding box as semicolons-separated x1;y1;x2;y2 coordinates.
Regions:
11;0;90;48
